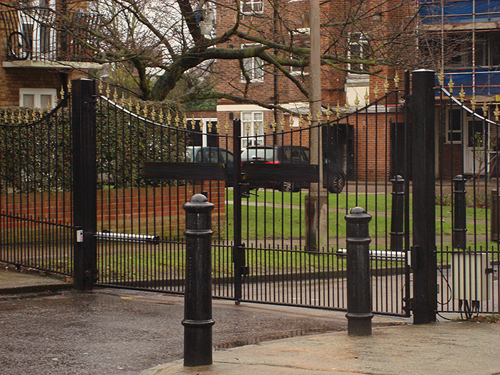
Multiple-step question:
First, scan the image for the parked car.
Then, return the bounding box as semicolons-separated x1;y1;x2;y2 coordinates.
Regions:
186;146;234;184
240;145;346;193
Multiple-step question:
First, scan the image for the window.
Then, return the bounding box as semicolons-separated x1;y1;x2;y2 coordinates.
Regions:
19;88;56;109
241;111;264;147
348;33;368;73
242;44;264;82
241;0;263;14
447;109;462;143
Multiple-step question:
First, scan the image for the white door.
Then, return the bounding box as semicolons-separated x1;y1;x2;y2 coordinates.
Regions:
463;115;489;175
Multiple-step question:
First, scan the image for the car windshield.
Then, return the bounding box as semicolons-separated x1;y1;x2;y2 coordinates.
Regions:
242;147;275;161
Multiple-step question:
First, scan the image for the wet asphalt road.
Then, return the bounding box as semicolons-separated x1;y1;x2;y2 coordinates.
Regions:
0;288;346;375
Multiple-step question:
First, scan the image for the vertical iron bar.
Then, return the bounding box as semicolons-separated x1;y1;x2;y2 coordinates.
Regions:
72;79;98;291
411;69;437;324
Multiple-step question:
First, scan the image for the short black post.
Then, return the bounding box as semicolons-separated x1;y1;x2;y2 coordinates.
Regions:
182;194;215;367
390;175;405;252
453;175;467;250
345;207;373;336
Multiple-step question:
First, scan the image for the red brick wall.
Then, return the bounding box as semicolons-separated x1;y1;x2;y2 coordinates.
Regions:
1;182;226;235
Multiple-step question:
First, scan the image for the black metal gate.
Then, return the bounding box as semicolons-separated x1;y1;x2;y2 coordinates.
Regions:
229;86;412;316
0;90;74;276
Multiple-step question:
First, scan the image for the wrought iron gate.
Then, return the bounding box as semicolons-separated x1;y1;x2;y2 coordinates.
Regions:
230;86;412;316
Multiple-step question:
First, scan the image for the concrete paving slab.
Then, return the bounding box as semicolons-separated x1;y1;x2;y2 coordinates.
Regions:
0;268;72;294
143;321;500;375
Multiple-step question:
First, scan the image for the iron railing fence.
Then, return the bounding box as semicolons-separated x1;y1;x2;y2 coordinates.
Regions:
0;98;74;275
435;86;500;315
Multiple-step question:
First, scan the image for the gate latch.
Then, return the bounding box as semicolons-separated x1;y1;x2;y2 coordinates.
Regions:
76;229;84;243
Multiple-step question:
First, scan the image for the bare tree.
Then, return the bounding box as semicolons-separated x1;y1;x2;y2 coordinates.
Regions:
7;0;426;106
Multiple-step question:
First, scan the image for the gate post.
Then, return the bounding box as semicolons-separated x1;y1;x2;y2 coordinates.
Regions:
453;175;467;250
411;70;437;324
182;194;215;367
72;79;98;291
345;207;373;336
232;118;244;303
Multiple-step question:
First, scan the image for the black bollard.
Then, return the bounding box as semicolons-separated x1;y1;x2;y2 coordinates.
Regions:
390;175;405;252
345;207;373;336
182;194;215;367
453;175;467;250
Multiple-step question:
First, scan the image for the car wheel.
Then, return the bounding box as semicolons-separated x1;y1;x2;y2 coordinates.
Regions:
327;172;345;193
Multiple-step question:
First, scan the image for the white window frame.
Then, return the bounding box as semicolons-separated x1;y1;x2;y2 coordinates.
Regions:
241;111;264;147
241;0;264;15
290;28;310;76
19;88;57;109
186;117;218;147
241;44;264;83
347;32;368;73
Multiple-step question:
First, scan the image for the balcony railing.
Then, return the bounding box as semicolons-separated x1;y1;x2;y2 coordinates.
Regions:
2;9;101;64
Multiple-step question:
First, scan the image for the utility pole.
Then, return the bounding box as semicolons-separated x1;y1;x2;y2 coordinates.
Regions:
306;0;326;251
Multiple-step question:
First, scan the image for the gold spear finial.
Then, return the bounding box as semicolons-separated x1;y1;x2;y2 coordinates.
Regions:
325;105;332;122
394;72;400;90
459;85;465;103
438;70;444;87
448;75;454;94
482;102;489;119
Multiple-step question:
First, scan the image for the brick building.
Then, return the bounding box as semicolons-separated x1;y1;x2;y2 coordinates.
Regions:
190;0;414;180
0;1;101;108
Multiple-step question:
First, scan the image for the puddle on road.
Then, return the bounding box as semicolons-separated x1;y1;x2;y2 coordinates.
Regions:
214;327;335;350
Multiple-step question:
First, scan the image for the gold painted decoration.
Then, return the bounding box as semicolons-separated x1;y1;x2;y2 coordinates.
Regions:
482;102;489;118
459;85;465;103
448;76;454;94
471;96;476;112
438;70;444;87
394;72;400;90
495;105;500;122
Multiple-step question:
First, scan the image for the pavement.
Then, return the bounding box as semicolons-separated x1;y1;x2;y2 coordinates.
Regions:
2;267;500;375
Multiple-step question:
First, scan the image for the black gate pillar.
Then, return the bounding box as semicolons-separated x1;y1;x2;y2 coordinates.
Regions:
72;79;98;291
411;70;437;324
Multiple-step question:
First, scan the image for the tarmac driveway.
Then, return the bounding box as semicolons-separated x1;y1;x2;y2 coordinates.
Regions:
0;288;346;375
